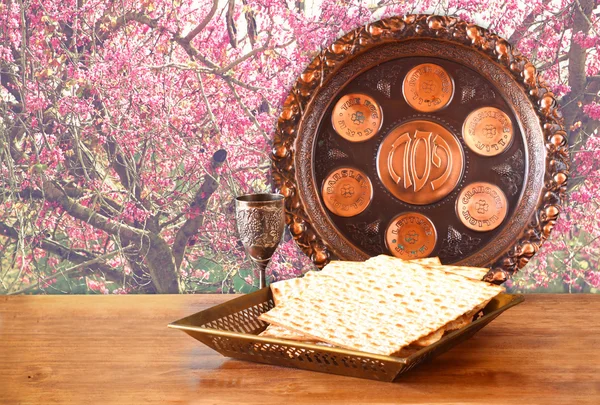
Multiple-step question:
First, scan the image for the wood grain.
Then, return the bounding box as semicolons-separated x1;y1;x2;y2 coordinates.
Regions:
1;295;599;404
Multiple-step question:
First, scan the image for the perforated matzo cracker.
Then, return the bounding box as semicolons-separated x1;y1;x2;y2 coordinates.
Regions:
259;260;502;355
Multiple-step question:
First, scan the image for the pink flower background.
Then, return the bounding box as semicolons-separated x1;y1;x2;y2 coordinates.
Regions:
0;0;598;294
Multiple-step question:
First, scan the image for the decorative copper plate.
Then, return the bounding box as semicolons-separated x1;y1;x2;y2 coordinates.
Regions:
463;107;514;156
272;14;569;284
402;63;454;112
376;120;464;205
456;182;508;232
332;93;383;142
385;212;437;259
322;167;373;217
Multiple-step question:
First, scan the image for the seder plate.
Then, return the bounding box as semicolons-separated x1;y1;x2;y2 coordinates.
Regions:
271;15;569;283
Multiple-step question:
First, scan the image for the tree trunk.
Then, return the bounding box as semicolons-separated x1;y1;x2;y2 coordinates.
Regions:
142;234;182;293
41;180;182;293
563;0;595;147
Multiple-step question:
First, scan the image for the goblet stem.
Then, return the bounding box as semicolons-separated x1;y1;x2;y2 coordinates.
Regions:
253;259;269;289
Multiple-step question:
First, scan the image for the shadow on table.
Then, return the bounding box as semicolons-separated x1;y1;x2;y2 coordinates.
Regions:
190;334;530;404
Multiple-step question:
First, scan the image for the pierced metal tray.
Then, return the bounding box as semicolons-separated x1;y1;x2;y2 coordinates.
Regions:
169;289;524;382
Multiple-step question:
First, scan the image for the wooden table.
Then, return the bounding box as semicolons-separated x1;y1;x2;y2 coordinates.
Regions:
1;295;599;404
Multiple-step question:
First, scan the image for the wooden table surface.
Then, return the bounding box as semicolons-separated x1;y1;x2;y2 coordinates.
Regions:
1;294;599;405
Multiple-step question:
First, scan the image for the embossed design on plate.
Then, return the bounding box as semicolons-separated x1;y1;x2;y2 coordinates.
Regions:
492;149;525;196
322;167;373;217
463;107;513;156
347;220;384;254
456;182;508;232
332;93;383;142
403;63;454;112
456;69;496;104
357;64;403;98
377;120;464;205
315;131;349;181
385;212;437;259
438;225;482;261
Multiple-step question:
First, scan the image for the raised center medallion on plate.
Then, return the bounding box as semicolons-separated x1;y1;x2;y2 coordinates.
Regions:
322;167;373;217
331;93;383;142
456;182;508;232
402;63;454;112
385;212;437;259
463;107;513;156
377;120;465;205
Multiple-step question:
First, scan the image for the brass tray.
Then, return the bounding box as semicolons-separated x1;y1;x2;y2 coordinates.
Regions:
271;14;569;284
169;289;524;382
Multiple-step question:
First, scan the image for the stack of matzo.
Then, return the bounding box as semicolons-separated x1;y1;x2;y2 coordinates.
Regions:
258;255;502;356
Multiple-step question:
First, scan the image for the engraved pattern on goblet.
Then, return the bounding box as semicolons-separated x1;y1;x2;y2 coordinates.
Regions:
236;206;284;249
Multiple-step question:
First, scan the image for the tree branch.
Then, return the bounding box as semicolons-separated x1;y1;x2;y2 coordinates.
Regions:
172;150;226;270
217;32;272;74
103;133;141;200
507;0;553;44
15;185;124;218
537;54;569;71
196;71;222;142
95;11;159;45
41;179;144;240
7;247;131;295
225;80;270;142
0;222;126;285
0;67;23;109
574;0;599;37
40;181;181;293
184;0;219;42
119;11;263;91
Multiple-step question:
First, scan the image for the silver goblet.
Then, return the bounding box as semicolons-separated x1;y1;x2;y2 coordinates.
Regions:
235;193;285;289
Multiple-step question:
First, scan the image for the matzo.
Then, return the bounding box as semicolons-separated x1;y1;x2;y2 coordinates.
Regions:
366;255;488;280
270;257;443;306
264;256;496;346
259;260;502;355
259;324;318;341
266;262;454;345
318;258;498;345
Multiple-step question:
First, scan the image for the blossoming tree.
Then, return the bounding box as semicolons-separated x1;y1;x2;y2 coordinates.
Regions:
0;0;598;294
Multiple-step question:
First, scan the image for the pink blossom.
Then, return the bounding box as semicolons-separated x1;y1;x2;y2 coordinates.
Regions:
1;0;599;295
583;103;600;121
